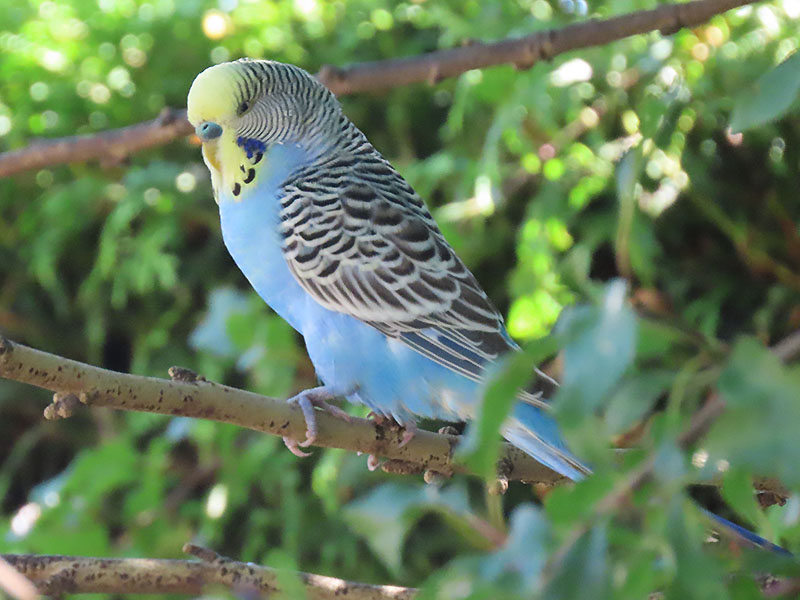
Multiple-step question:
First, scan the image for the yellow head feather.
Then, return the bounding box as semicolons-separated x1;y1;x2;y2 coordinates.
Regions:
187;62;253;201
187;62;244;128
187;59;337;202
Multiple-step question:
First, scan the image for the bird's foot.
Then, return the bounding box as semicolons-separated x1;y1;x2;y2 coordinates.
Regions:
282;386;352;457
437;425;460;436
368;411;416;446
367;411;387;425
367;454;381;471
364;413;417;470
398;421;417;448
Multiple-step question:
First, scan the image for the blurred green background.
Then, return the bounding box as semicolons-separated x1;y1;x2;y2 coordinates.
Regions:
2;0;800;598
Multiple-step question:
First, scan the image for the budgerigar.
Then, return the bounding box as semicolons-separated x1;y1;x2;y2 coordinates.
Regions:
186;58;586;479
184;60;790;555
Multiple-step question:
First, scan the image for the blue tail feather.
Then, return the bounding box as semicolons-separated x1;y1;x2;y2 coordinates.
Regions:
700;509;792;556
502;402;589;482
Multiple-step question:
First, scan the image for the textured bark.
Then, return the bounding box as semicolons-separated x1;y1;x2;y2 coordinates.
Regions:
0;335;565;484
3;546;418;599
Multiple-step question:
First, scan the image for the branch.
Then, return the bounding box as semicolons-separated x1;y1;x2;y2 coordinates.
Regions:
0;335;563;484
0;0;757;178
2;544;417;599
771;328;800;363
763;576;800;598
0;108;193;178
315;0;754;93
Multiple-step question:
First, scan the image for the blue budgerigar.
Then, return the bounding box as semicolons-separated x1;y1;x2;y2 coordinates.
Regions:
185;59;788;555
186;58;585;479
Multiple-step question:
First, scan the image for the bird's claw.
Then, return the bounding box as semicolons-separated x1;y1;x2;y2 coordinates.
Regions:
398;421;417;448
282;386;350;457
283;436;312;458
363;413;417;471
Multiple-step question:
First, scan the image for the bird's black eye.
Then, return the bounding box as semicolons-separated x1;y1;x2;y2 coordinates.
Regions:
237;100;250;115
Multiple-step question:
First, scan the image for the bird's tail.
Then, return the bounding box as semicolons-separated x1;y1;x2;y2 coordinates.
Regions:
501;402;589;481
504;403;791;555
701;509;792;556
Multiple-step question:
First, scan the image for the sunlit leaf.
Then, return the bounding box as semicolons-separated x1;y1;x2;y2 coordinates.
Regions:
730;52;800;132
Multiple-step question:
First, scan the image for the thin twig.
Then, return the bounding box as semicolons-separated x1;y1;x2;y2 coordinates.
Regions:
0;336;564;484
2;549;416;599
771;329;800;363
763;576;800;598
0;0;757;178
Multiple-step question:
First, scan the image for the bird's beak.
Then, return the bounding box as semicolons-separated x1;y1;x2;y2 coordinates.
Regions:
201;143;222;174
195;121;223;142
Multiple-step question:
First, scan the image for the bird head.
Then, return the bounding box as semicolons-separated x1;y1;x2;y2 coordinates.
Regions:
187;59;341;201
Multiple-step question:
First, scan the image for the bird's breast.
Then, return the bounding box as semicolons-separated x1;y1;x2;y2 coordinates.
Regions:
216;143;313;333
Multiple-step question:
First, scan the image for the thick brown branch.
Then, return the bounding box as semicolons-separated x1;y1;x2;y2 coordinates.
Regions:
0;0;756;178
0;336;563;484
2;548;416;599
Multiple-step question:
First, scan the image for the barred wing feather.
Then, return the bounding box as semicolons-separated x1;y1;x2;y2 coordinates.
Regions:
277;138;548;408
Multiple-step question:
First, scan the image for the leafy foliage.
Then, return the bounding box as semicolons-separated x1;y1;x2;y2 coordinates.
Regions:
2;0;800;599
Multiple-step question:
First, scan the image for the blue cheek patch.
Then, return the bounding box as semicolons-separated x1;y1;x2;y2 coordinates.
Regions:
236;136;267;159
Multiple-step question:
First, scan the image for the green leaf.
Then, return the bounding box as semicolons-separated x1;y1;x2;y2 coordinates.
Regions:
342;483;472;574
265;549;308;600
545;471;618;528
555;280;637;417
604;370;672;436
730;52;800;132
189;286;250;357
663;499;727;598
478;505;549;590
458;334;559;478
615;146;642;278
545;523;610;600
705;337;800;486
416;504;550;600
720;467;762;530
